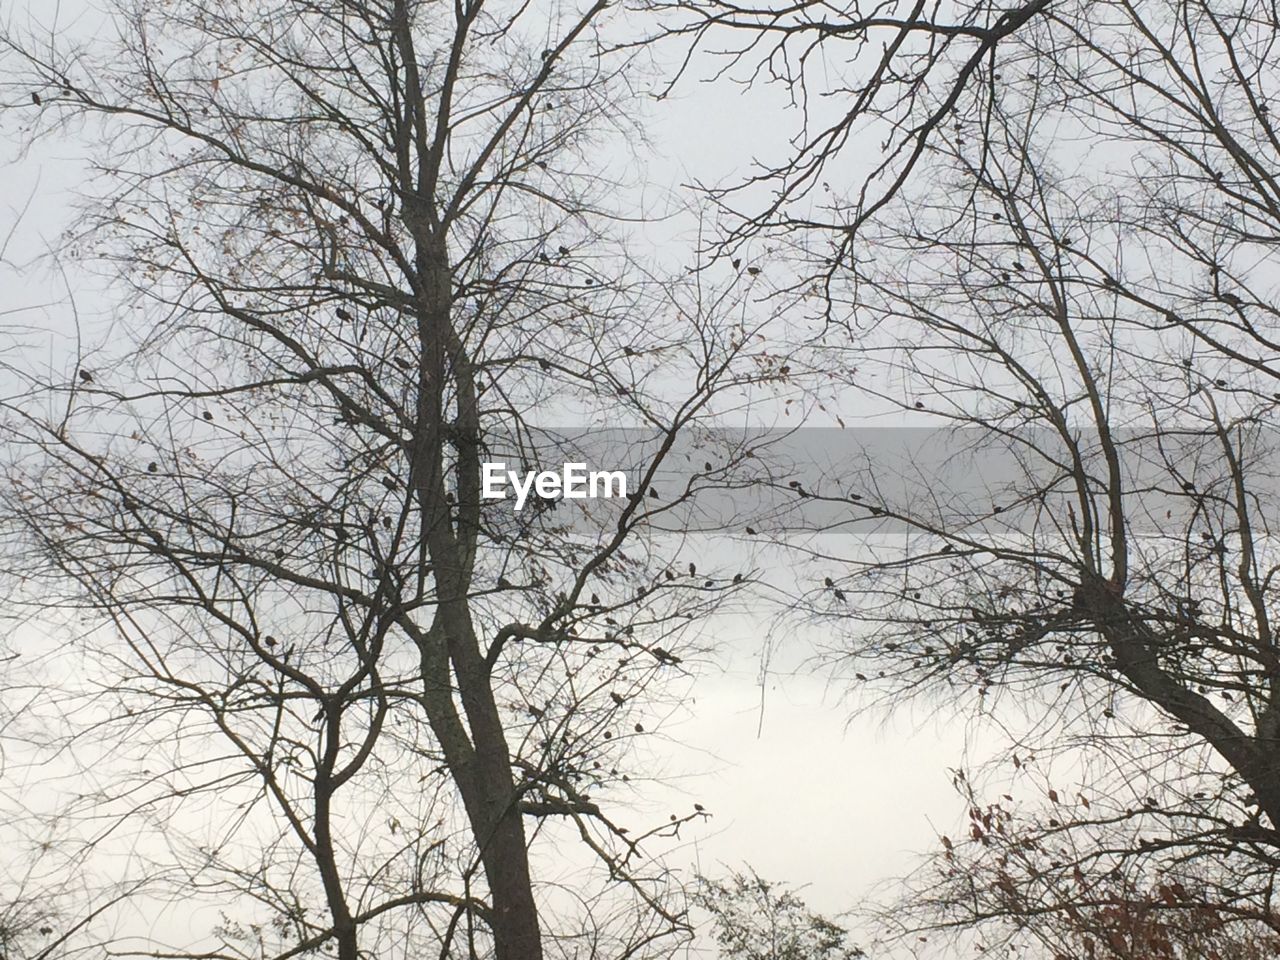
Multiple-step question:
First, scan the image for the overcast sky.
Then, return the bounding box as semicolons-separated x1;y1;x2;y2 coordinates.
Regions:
0;0;1006;951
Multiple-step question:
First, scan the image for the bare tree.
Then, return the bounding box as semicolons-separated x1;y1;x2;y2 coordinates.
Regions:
644;0;1054;254
754;0;1280;952
0;2;782;958
693;868;865;960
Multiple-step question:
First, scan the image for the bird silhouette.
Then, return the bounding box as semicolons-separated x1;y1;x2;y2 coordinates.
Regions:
336;307;353;322
30;92;41;105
